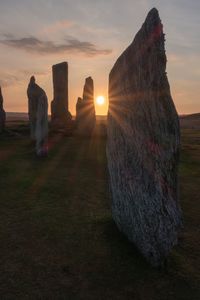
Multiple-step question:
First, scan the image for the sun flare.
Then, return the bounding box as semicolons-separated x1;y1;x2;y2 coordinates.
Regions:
96;95;105;106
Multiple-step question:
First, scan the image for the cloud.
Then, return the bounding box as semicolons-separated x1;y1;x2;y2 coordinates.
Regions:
0;73;20;88
0;36;112;57
0;69;48;88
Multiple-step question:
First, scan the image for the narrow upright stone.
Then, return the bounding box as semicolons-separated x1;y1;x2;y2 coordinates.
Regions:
83;77;94;102
76;97;83;127
27;77;38;140
27;76;48;156
76;77;96;134
107;8;182;266
0;87;6;133
51;62;72;130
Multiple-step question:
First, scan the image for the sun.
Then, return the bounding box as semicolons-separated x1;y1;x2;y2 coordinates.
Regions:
96;95;105;106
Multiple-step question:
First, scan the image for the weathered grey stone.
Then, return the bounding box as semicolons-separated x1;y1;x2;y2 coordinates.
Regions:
27;76;48;156
0;86;6;133
107;8;182;266
76;77;96;134
51;62;72;130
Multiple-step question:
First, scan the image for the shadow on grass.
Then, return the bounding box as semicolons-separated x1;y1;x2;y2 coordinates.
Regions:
0;123;199;299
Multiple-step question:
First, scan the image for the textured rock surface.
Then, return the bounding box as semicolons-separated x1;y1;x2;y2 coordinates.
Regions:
76;77;96;134
107;8;182;266
27;76;48;156
0;87;6;133
51;62;72;130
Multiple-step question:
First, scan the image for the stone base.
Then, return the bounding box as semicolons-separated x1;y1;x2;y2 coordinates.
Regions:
50;112;75;135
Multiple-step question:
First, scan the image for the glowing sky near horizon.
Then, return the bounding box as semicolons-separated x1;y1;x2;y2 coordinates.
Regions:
0;0;199;115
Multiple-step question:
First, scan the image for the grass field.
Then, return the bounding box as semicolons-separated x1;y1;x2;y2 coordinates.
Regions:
0;121;200;299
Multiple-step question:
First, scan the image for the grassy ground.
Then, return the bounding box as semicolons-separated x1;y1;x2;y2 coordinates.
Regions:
0;122;199;299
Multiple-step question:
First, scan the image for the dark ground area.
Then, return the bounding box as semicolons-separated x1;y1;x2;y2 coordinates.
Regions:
0;120;199;299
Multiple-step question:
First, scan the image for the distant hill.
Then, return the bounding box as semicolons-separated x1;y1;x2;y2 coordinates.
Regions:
180;113;200;120
5;112;200;129
6;112;29;122
6;112;107;122
179;113;200;129
96;115;107;121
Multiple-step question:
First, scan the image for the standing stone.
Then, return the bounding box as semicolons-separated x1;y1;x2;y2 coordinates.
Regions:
27;77;38;140
76;77;96;134
51;62;72;130
27;76;48;156
107;8;182;266
76;97;83;127
0;87;6;133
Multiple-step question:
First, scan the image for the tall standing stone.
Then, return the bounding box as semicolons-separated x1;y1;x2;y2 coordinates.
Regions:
27;76;48;156
76;77;96;134
107;8;182;266
27;77;38;140
0;87;6;133
76;97;83;127
51;62;72;130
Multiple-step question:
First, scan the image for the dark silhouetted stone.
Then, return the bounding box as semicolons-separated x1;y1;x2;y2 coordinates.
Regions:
51;62;72;131
27;76;48;156
107;8;182;266
76;97;83;127
0;86;6;133
76;77;96;134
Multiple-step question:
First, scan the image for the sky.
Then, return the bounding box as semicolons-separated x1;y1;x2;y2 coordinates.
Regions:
0;0;199;115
